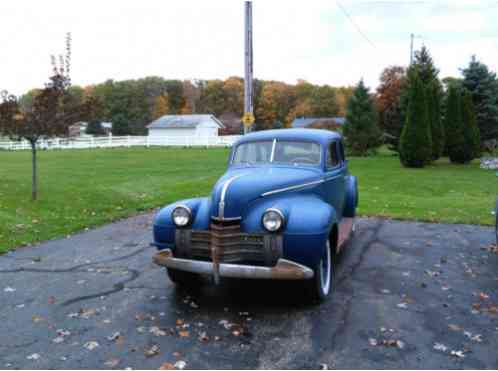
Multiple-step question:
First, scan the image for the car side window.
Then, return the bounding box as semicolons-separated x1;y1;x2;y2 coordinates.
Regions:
338;140;345;163
327;141;339;168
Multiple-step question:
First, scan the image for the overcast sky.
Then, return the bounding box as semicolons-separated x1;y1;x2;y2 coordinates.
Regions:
1;0;497;95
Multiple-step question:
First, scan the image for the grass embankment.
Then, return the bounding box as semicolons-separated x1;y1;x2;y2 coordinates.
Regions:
0;147;495;253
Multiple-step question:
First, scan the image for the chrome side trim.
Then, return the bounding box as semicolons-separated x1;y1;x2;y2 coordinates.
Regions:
270;138;277;162
261;179;325;197
218;174;245;219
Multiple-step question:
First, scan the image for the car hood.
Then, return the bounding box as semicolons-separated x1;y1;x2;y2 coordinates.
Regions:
210;166;322;219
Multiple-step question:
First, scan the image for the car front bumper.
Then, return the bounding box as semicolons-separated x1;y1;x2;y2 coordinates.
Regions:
153;249;314;280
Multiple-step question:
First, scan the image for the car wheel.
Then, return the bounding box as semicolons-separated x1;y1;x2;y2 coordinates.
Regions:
308;239;334;302
166;268;199;287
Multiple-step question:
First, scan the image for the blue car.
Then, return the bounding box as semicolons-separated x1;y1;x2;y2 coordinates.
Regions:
152;128;358;300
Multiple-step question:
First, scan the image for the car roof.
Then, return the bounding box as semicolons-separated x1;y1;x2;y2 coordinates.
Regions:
234;128;342;146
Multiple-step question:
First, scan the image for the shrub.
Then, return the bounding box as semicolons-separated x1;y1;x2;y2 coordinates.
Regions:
343;80;381;156
399;71;432;167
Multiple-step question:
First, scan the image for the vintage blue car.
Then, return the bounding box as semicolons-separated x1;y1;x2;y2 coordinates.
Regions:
152;128;358;300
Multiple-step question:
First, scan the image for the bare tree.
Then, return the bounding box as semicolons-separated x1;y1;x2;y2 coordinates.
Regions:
0;33;88;200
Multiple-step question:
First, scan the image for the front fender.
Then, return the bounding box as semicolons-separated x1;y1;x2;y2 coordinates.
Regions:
242;194;338;268
153;197;211;249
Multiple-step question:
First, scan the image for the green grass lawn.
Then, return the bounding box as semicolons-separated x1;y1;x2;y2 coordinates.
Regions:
0;147;496;253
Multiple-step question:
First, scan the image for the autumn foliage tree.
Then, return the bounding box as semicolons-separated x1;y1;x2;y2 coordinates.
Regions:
152;94;169;119
0;33;88;200
376;66;406;152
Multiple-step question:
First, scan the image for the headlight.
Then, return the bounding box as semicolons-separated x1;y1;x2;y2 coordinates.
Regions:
172;205;192;227
262;208;284;232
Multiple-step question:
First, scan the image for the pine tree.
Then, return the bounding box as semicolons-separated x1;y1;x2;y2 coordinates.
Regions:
427;80;444;160
343;80;381;156
399;71;432;167
462;90;481;159
412;45;439;84
462;56;498;142
444;85;469;163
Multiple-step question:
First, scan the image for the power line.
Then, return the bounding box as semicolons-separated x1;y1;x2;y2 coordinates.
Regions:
335;1;376;48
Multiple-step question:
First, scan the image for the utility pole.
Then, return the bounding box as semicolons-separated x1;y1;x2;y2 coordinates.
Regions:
410;33;414;65
243;1;254;134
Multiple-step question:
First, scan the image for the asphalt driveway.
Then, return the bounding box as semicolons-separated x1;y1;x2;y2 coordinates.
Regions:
1;214;497;369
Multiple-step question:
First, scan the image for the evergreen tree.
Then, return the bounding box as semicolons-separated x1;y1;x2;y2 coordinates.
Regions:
462;56;498;142
343;80;381;156
427;80;444;160
399;71;432;167
412;45;439;84
462;90;481;159
444;85;469;163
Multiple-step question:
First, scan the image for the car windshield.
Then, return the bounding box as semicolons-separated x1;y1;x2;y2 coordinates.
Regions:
232;140;321;166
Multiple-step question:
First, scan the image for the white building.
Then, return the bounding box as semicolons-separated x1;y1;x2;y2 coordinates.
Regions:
147;114;224;138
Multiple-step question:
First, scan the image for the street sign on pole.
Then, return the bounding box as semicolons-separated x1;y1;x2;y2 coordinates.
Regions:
243;1;253;134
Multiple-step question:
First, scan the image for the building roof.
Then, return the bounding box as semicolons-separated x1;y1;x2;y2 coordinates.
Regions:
147;114;225;129
291;117;345;128
235;128;341;147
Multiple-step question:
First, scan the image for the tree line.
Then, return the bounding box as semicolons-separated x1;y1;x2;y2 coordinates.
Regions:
343;46;497;167
43;77;354;136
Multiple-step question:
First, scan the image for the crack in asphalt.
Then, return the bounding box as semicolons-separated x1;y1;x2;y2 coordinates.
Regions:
61;268;141;306
0;246;148;274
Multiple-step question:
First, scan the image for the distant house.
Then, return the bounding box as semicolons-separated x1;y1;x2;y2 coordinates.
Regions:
219;112;243;135
68;122;88;137
291;117;345;130
101;122;113;135
147;114;225;138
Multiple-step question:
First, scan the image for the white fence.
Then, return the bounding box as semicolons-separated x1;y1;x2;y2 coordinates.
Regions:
0;135;242;151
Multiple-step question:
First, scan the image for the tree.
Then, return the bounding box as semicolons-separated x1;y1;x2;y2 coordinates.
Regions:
376;66;406;152
197;80;226;116
152;94;169;119
223;77;244;116
399;71;432;167
343;80;381;156
444;84;469;163
427;80;444;160
0;33;87;200
461;55;498;142
255;81;295;129
412;45;439;84
462;89;481;159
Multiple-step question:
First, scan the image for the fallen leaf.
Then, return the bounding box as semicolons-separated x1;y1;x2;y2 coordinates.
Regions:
104;359;120;368
174;360;186;370
198;331;209;342
107;332;121;341
172;352;182;358
32;315;45;323
84;341;99;350
232;330;241;337
434;343;448;352
479;292;490;300
144;344;160;357
150;326;167;337
368;338;378;346
178;331;190;338
448;324;462;332
52;336;64;344
176;319;184;326
451;350;465;358
159;362;175;370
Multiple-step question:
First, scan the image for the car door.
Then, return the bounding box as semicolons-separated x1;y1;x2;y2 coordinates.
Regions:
324;140;346;219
